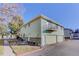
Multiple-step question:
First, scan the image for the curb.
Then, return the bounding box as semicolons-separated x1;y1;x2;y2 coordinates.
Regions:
17;48;43;56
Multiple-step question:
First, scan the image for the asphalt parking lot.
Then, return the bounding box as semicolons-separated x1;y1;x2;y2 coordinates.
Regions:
27;40;79;56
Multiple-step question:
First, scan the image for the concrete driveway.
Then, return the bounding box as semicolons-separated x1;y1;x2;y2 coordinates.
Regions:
26;40;79;56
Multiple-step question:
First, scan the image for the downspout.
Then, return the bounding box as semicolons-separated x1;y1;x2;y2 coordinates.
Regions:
56;35;58;43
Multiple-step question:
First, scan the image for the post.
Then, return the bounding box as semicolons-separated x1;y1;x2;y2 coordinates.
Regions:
56;35;58;43
28;37;30;41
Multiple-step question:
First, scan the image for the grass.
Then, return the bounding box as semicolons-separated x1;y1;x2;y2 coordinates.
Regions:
0;46;4;55
0;40;40;55
0;40;4;55
11;45;40;55
0;40;4;45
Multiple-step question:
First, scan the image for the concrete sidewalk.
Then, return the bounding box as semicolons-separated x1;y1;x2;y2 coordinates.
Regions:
3;40;15;56
4;46;15;56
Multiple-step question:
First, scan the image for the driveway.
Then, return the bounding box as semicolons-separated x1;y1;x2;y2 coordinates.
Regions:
26;40;79;56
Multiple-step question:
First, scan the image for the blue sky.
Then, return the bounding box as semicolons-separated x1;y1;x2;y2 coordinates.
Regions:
21;4;79;30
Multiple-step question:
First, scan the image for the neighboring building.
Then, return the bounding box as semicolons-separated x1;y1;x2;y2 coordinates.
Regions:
64;28;73;40
18;15;64;47
73;33;79;39
73;29;79;39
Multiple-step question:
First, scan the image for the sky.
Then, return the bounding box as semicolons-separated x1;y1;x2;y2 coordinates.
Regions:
1;3;79;30
21;3;79;30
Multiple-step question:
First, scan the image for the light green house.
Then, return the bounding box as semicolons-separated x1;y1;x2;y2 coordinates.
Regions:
18;15;64;47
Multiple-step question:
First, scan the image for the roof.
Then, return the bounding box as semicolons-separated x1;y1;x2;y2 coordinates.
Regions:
24;14;64;27
18;14;64;31
64;28;73;33
64;28;73;31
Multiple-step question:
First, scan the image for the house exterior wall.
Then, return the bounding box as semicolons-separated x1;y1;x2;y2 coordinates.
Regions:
18;15;64;46
19;19;41;37
57;36;64;42
45;35;56;44
57;26;64;42
64;29;73;39
28;19;41;37
18;27;26;38
41;18;64;46
41;19;64;35
18;18;41;45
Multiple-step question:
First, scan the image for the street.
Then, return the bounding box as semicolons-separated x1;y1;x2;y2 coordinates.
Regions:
26;40;79;56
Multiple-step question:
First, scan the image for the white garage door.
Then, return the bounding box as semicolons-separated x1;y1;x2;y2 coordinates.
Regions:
45;36;56;45
57;36;64;43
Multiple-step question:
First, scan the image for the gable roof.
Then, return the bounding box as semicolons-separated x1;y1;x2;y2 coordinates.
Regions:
64;28;73;33
17;14;64;32
24;14;64;28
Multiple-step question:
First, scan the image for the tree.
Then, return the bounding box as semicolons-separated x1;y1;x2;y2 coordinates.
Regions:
0;4;20;16
75;29;79;33
8;15;24;34
0;4;24;50
0;3;25;23
0;3;24;33
0;17;8;38
0;17;7;33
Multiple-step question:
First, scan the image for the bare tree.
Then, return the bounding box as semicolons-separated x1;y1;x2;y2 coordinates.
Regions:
0;17;7;32
0;3;24;33
0;3;24;22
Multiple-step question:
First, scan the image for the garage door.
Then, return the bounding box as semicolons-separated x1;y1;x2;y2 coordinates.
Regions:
57;36;64;43
45;36;56;45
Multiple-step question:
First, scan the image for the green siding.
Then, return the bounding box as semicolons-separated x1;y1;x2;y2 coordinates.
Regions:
29;19;41;37
41;19;64;36
18;16;64;46
18;19;41;38
41;18;64;46
18;19;41;45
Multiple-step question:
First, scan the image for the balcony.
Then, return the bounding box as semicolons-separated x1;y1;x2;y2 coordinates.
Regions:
44;23;58;33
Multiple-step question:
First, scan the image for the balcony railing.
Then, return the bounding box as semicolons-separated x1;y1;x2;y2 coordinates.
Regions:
44;23;58;32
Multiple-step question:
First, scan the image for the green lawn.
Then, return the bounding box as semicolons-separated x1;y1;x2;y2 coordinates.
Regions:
0;40;4;45
0;40;4;55
0;46;4;55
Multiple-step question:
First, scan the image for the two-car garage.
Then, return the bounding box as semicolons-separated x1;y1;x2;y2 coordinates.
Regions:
45;35;57;45
44;35;64;45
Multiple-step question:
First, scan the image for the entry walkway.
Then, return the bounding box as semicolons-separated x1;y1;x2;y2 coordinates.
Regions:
4;40;15;56
4;46;15;56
